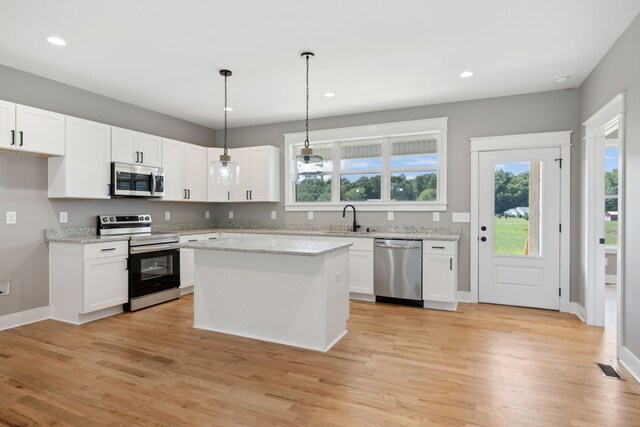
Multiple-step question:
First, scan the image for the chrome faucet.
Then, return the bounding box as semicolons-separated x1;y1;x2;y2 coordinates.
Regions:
342;204;361;232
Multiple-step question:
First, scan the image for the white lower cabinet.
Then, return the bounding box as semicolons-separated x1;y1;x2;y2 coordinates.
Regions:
422;240;458;311
50;241;129;324
313;236;374;296
179;234;205;292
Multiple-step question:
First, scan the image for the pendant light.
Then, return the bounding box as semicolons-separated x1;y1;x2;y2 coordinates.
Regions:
293;52;323;180
209;69;239;185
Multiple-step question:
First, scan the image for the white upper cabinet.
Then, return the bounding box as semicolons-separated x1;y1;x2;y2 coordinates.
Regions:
48;116;111;199
111;127;162;167
162;138;207;201
0;100;65;156
226;145;280;202
230;148;252;201
207;147;230;202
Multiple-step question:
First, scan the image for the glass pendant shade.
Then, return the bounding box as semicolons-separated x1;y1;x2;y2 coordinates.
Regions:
293;147;323;180
209;153;239;185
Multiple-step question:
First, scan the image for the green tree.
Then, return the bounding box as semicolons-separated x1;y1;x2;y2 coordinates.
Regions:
605;169;618;211
494;170;529;214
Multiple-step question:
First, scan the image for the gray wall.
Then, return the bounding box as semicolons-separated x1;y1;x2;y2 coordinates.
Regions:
0;65;216;317
579;13;640;357
215;89;581;298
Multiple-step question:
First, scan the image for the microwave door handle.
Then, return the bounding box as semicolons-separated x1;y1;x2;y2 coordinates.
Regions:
150;171;156;195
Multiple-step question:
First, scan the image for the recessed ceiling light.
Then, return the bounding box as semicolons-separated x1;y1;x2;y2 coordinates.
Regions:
324;92;336;98
555;75;570;84
47;36;67;46
224;107;233;112
459;70;474;78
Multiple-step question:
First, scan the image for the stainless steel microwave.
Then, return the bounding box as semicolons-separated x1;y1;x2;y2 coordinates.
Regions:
111;162;165;198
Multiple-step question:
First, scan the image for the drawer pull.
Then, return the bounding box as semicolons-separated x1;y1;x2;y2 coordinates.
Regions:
432;246;445;249
188;239;198;242
101;248;117;252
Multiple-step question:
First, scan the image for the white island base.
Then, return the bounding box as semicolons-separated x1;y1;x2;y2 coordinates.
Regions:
193;242;350;352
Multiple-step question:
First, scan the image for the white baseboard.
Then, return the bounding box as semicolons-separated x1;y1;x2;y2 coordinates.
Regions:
349;292;375;302
605;274;617;284
180;286;194;296
0;306;50;331
620;346;640;384
456;291;473;302
567;302;587;322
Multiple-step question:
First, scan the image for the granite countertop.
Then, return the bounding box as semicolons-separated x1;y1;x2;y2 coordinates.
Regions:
216;228;461;241
181;236;353;256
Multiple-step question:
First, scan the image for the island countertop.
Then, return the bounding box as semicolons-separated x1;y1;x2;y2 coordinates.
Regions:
181;236;352;256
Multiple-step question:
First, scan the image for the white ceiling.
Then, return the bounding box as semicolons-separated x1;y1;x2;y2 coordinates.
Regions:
0;0;639;129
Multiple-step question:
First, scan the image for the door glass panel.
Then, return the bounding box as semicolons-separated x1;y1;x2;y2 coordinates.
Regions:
604;198;618;246
140;254;174;281
493;161;541;256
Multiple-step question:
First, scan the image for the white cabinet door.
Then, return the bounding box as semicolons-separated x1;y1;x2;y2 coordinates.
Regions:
207;147;230;201
349;251;374;294
49;116;111;199
179;234;205;288
249;146;279;202
184;143;207;202
15;104;65;156
162;138;185;201
136;132;162;167
423;254;456;303
111;127;137;164
0;100;16;150
83;256;128;313
230;148;252;201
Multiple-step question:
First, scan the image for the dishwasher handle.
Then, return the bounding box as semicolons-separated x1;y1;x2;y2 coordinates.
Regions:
374;239;422;250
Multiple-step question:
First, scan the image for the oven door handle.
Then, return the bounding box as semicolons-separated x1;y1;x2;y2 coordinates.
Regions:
129;244;179;254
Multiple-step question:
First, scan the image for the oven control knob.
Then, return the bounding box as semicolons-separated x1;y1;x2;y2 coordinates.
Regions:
110;217;115;222
145;216;150;221
102;217;109;222
139;216;144;221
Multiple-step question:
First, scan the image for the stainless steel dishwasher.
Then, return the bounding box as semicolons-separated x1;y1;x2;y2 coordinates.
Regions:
374;239;423;307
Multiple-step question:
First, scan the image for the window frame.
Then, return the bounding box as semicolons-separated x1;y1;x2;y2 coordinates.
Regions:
284;118;448;211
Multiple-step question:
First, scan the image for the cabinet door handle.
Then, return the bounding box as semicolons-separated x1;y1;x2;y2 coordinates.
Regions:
432;246;445;249
249;190;252;200
107;183;111;196
184;189;187;199
101;248;117;252
450;258;453;271
188;189;191;199
19;131;23;146
227;190;230;201
188;239;198;242
10;130;15;146
125;258;129;270
136;151;140;163
246;190;249;200
140;151;144;164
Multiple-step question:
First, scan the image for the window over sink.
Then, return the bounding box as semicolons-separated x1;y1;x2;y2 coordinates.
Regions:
285;117;448;211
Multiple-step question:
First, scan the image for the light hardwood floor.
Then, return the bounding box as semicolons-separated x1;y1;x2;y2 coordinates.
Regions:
1;297;639;426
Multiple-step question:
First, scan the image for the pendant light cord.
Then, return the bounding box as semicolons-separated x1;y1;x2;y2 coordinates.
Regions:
224;73;229;156
305;53;310;149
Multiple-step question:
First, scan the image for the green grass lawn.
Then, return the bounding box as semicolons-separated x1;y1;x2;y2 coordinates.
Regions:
605;221;618;246
494;217;530;255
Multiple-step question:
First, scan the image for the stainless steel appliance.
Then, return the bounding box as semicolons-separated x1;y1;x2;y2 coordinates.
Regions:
110;162;164;198
374;239;423;307
98;214;180;311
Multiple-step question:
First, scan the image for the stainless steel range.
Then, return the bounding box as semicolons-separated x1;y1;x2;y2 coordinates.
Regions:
98;214;180;311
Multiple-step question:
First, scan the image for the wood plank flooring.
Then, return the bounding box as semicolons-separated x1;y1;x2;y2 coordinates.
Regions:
1;296;639;426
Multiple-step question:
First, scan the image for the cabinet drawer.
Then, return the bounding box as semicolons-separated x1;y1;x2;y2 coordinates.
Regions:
83;241;128;259
422;240;456;255
179;234;205;243
205;233;219;240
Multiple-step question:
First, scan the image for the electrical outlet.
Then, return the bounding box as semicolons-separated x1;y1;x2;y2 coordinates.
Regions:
229;211;234;219
335;272;342;283
0;281;10;296
165;211;171;221
433;212;440;221
452;212;471;222
6;211;16;224
205;211;210;219
60;212;68;223
308;211;314;220
387;211;394;221
271;211;277;220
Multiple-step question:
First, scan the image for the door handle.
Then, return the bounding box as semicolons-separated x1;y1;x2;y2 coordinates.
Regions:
246;190;249;200
227;190;230;201
107;183;111;196
480;236;487;242
101;248;117;252
10;130;15;146
184;189;187;199
432;246;445;249
136;151;140;163
19;131;23;146
599;238;605;244
481;226;487;231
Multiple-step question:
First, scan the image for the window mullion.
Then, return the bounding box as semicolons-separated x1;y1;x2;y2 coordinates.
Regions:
381;137;390;201
331;142;340;202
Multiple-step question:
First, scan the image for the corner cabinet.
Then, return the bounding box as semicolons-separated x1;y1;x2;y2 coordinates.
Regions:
0;100;65;156
162;138;208;202
422;240;458;311
111;127;162;167
50;241;129;324
48;116;111;199
208;145;279;202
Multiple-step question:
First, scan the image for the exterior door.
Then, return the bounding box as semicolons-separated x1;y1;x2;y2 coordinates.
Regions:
478;147;561;310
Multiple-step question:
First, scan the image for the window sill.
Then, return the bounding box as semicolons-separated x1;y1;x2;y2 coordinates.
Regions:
284;202;447;212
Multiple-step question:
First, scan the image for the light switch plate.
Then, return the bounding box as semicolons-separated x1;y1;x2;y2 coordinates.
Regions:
387;211;394;221
60;212;68;223
0;281;9;296
432;212;440;221
6;211;16;224
308;211;314;220
271;211;277;220
228;211;234;219
452;212;471;222
205;211;210;219
165;211;171;221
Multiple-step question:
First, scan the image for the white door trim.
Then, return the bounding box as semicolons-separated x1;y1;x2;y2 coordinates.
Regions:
470;131;572;312
582;93;625;357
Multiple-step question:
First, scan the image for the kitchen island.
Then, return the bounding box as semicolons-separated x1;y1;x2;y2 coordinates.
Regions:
182;237;352;352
